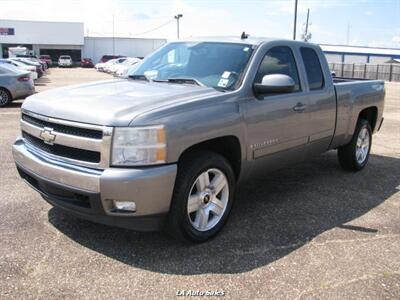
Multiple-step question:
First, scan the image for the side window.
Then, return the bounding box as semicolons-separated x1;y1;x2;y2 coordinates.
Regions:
167;49;176;63
300;47;324;90
255;46;301;93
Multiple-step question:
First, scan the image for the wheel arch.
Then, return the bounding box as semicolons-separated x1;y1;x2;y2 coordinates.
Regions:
177;135;242;180
358;106;378;132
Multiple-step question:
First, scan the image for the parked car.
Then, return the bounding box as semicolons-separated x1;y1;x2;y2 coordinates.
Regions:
95;58;123;72
16;55;48;70
0;63;35;107
0;59;38;81
103;57;127;73
99;54;124;63
11;58;44;78
39;55;53;67
81;58;94;68
111;57;141;75
58;55;73;67
13;38;385;242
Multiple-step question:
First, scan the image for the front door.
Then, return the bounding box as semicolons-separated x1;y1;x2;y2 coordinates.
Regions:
244;46;309;172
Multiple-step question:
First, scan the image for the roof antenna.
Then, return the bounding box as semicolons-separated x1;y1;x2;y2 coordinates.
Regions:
241;32;249;39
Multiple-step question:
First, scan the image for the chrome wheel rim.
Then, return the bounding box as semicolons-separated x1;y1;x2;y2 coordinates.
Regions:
187;168;229;231
0;90;8;105
355;126;370;164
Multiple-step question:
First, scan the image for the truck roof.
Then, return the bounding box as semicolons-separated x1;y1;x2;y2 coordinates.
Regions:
179;36;314;47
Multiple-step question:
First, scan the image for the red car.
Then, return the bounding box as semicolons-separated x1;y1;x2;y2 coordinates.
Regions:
81;58;94;68
39;55;53;67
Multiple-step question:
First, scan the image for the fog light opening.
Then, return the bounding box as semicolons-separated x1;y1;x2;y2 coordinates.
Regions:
113;200;136;212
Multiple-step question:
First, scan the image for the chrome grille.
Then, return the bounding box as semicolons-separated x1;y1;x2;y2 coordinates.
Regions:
20;110;113;169
22;132;101;163
22;113;103;139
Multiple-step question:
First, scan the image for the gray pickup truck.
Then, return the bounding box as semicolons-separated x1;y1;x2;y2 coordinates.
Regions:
13;37;385;242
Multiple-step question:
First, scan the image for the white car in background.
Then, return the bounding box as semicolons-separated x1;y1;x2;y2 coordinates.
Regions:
58;55;73;67
103;57;127;73
0;59;38;80
95;59;116;72
114;57;142;77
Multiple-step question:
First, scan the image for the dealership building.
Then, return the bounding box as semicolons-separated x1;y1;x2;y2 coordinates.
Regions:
321;44;400;64
0;19;166;62
0;19;85;61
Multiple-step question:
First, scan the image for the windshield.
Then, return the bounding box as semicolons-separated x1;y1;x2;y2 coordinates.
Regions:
127;42;254;90
60;56;71;59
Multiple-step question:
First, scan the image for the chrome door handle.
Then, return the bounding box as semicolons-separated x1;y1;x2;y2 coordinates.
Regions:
293;102;306;112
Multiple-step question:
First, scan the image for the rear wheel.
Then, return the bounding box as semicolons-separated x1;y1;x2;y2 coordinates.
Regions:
338;119;372;171
0;88;12;107
166;151;236;243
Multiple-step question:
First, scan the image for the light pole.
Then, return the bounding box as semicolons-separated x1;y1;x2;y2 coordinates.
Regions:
112;14;115;55
174;14;183;39
293;0;298;40
301;8;312;42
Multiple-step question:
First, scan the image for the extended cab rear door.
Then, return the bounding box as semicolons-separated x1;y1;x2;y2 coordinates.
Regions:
298;46;336;155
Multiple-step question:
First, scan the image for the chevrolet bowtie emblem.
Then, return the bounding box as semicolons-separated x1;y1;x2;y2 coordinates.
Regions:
40;127;56;145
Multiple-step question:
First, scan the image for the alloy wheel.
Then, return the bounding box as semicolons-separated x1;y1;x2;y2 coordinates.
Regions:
355;126;370;164
187;168;229;231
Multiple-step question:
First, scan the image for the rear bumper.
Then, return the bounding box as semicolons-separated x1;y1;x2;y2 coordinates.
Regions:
13;137;177;231
12;82;35;100
58;63;72;67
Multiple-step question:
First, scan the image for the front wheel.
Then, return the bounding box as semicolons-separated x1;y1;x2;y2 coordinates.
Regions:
166;151;236;243
338;119;372;171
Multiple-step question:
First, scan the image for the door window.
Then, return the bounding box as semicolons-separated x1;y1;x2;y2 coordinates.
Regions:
300;47;324;90
255;46;301;93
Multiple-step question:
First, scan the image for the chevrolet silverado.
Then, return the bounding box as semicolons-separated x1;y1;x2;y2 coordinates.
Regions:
13;37;385;242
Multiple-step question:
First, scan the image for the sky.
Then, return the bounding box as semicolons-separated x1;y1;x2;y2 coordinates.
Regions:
1;0;399;48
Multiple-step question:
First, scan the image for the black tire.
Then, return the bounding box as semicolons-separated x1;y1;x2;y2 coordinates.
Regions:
166;151;236;243
0;88;12;107
338;119;372;172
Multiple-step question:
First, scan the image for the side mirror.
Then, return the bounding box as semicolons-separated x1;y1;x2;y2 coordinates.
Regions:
253;74;295;95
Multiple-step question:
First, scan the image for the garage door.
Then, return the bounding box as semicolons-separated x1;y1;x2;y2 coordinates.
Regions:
40;49;81;62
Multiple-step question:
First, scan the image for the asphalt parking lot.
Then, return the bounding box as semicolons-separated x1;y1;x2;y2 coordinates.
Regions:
1;68;399;299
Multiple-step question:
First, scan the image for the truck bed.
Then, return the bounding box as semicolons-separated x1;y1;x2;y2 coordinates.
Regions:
330;78;385;149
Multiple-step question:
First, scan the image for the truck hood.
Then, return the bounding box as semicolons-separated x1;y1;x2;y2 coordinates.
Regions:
22;79;220;126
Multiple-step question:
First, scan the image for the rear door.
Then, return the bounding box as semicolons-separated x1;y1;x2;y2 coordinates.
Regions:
299;47;336;155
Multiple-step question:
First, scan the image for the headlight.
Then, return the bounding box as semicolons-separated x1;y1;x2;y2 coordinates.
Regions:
111;126;166;166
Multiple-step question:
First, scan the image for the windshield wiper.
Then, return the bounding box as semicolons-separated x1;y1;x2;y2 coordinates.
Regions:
167;77;205;87
128;74;149;81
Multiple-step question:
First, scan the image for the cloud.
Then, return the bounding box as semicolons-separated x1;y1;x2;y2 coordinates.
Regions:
172;0;194;14
367;38;400;48
363;10;374;16
267;0;352;15
133;13;151;20
392;36;400;44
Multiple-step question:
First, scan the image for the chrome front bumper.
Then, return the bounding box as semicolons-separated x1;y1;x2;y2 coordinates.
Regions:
13;137;177;229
